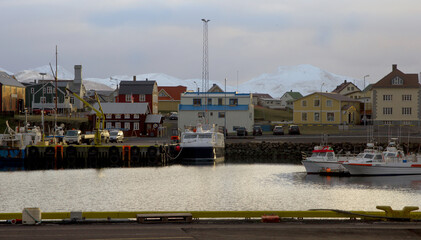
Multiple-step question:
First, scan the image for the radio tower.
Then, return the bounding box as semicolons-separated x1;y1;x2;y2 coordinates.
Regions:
201;19;210;124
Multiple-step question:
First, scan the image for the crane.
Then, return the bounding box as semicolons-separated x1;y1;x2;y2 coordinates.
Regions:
66;88;105;145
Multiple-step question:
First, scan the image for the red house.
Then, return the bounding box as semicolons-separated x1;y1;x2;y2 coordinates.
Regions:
117;77;158;114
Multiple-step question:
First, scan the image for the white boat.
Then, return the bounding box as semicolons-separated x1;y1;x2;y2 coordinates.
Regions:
343;139;421;176
179;124;225;164
301;145;354;174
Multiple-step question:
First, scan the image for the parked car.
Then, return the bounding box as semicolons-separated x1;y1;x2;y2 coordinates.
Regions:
253;126;263;136
236;127;248;136
288;125;301;135
169;112;178;120
273;126;284;135
109;130;124;143
63;130;82;144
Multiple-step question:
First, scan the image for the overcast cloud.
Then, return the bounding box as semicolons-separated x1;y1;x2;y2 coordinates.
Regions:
1;0;421;86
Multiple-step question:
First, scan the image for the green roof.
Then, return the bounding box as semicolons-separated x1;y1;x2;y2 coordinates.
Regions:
287;92;303;99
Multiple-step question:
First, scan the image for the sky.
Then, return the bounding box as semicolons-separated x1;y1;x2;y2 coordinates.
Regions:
1;0;421;86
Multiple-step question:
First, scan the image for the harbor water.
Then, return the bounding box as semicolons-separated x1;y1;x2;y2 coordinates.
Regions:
1;162;421;213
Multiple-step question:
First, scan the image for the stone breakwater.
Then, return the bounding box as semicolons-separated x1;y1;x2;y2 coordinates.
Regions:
225;142;421;163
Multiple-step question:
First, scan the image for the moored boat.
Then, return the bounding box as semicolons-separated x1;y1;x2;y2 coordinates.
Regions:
301;145;354;174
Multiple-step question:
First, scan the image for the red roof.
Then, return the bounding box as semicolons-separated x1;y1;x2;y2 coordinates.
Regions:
158;86;187;101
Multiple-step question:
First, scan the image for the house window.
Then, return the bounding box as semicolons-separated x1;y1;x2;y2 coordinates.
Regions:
106;122;112;129
126;94;132;102
302;100;307;107
392;76;403;85
43;87;46;94
158;91;167;97
106;114;112;119
208;98;212;105
314;112;320;122
218;112;225;118
70;97;74;104
383;107;393;115
53;97;57;103
40;97;46;103
31;88;34;94
124;114;130;119
314;99;320;107
302;112;307;121
134;114;139;119
402;107;412;115
326;100;332;107
115;114;121;119
229;98;238;106
115;122;121;129
139;94;145;102
218;98;223;105
193;98;201;106
124;122;130;130
327;112;334;122
383;95;392;101
134;122;139;130
351;87;354;90
198;112;205;118
402;95;412;101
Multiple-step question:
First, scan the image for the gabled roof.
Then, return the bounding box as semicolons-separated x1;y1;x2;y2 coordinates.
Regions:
295;92;359;102
332;80;360;93
372;64;420;88
208;84;224;92
158;85;186;101
119;80;156;95
0;71;24;87
252;93;273;99
91;102;150;114
145;114;163;123
284;91;303;99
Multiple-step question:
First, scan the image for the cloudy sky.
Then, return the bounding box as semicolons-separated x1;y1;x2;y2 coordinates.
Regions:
1;0;421;85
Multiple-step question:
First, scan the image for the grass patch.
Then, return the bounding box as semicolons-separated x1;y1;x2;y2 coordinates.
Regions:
254;106;293;122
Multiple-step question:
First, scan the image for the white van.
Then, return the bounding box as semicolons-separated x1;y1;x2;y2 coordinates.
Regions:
109;130;124;143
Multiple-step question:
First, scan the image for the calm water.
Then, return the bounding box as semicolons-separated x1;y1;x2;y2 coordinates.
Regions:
1;163;421;213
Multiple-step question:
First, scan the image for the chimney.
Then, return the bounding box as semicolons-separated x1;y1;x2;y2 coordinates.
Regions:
74;65;82;84
146;78;148;81
344;80;347;83
392;64;397;71
133;75;136;81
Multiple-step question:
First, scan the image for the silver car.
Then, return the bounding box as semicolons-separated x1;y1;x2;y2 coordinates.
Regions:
109;130;124;143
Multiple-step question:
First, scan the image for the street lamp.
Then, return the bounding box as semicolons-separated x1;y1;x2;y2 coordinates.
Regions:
363;75;369;126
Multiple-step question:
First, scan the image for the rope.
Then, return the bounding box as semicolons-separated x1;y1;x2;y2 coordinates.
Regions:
24;208;42;225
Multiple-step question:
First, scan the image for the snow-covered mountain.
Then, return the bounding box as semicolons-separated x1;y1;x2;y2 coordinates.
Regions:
4;64;360;97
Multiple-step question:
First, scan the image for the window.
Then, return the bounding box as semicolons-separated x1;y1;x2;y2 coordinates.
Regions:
134;114;139;119
402;107;412;115
134;122;139;130
198;112;205;118
193;98;201;106
314;99;320;107
326;100;332;107
106;122;112;129
139;94;145;102
124;122;130;130
218;98;223;105
302;100;307;107
158;91;167;97
402;95;412;101
106;114;112;119
383;107;393;115
124;114;130;119
383;95;392;101
31;88;34;94
53;97;57;103
43;88;46;94
208;98;212;105
115;114;121;119
314;112;320;122
351;87;354;90
229;98;238;106
115;122;121;129
40;97;46;103
47;86;52;93
302;112;307;121
392;76;403;85
218;112;225;118
327;112;334;122
126;94;132;102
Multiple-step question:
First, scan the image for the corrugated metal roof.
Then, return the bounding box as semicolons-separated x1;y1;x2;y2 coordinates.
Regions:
145;114;162;123
119;80;156;94
0;71;25;87
91;102;149;114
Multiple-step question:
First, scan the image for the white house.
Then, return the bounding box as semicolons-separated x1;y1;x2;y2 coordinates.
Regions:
178;92;254;133
279;91;303;109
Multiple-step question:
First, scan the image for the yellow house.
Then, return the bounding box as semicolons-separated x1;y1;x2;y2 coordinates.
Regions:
293;92;361;125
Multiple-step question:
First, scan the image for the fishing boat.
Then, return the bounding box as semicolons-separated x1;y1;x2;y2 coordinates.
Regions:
178;124;225;164
301;145;354;174
343;138;421;176
0;121;42;170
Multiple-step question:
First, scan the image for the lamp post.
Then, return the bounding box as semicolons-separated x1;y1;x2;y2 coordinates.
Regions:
363;75;370;126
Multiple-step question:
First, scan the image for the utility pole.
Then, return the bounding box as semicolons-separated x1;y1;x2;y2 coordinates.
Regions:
202;19;210;124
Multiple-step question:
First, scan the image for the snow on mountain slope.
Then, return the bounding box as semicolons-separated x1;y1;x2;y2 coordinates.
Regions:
0;67;13;75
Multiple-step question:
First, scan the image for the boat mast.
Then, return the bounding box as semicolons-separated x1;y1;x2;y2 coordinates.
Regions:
54;45;58;143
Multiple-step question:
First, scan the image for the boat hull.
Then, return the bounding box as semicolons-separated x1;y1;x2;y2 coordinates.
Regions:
180;146;225;164
301;160;347;174
0;148;25;171
343;163;421;176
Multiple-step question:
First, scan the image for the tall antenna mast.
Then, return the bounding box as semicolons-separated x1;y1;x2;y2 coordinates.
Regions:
201;19;210;124
54;45;58;143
